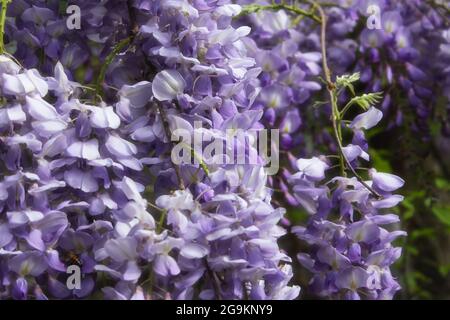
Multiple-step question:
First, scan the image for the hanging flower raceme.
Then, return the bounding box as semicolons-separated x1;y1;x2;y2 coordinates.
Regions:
290;107;406;300
0;54;161;299
81;0;300;300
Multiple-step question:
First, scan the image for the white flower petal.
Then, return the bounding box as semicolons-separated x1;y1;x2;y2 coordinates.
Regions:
152;70;186;101
67;139;100;160
90;106;121;129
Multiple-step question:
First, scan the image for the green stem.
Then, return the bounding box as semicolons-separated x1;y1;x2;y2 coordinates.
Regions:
340;100;355;119
238;3;321;23
94;36;133;102
156;209;168;234
179;142;210;177
0;0;11;55
310;0;382;199
333;94;346;177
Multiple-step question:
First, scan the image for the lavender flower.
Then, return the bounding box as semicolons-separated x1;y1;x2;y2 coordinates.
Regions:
2;0;436;301
290;107;406;300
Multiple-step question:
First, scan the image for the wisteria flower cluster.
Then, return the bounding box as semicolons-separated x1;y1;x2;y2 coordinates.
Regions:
291;107;406;300
0;0;447;300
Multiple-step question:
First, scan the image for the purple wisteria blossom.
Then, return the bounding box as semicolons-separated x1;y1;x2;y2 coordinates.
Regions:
1;0;300;300
3;0;444;301
290;107;406;300
325;0;448;135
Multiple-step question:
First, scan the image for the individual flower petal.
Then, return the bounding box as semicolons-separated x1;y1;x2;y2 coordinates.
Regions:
104;238;138;263
0;104;26;126
335;267;369;291
180;244;209;259
118;81;153;108
152;70;186;101
371;170;405;192
123;261;141;281
105;134;137;157
32;119;67;136
9;253;47;277
316;246;351;269
154;255;181;277
120;176;144;203
350;107;383;130
216;3;242;16
372;195;404;209
342;144;370;162
296;157;329;181
2;73;36;96
346;221;380;244
26;96;59;121
90;106;121;129
0;224;13;248
64;169;99;193
26;229;46;251
67;139;101;160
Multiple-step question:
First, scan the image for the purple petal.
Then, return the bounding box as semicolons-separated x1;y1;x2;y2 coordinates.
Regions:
152;70;186;101
64;169;99;193
119;81;153;108
296;157;329;181
180;243;209;259
106;134;137;157
123;261;141;281
67;139;101;160
350;107;383;130
154;255;180;277
26;96;59;121
346;221;380;244
371;170;405;192
104;238;137;263
90;106;121;129
335;267;369;291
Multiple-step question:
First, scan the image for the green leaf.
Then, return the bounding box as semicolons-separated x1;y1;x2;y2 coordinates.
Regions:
370;149;393;173
410;228;435;241
340;92;384;118
312;101;328;109
438;264;450;277
287;209;309;224
432;205;450;227
352;92;384;110
59;0;69;15
336;72;360;95
405;245;419;256
435;178;450;190
402;199;415;220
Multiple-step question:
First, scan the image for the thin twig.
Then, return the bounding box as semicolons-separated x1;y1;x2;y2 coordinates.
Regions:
156;209;168;234
238;2;321;23
310;0;382;199
0;0;11;55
